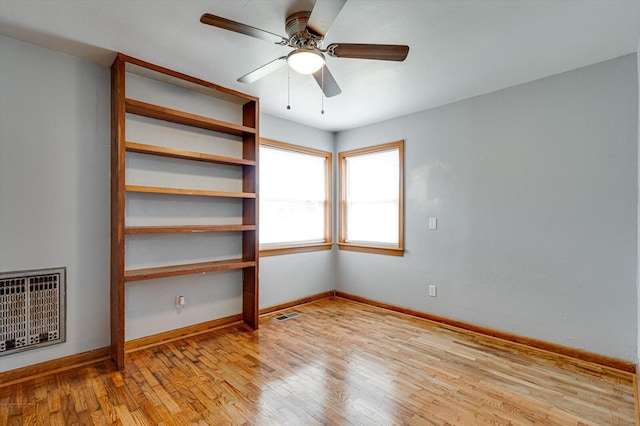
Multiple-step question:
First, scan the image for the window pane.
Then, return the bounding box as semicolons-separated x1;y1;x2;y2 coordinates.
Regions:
345;148;399;244
259;145;327;245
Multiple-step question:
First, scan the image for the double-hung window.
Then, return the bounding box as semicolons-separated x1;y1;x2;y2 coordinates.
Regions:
259;139;332;256
338;140;404;256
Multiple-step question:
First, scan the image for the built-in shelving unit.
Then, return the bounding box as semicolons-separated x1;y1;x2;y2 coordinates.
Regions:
111;54;259;370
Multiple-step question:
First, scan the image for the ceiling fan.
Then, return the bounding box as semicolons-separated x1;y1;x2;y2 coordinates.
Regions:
200;0;409;98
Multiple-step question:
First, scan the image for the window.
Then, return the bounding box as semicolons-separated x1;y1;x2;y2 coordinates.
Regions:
338;140;404;256
259;138;332;256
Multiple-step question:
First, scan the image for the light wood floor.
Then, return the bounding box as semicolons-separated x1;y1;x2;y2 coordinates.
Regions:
1;297;636;425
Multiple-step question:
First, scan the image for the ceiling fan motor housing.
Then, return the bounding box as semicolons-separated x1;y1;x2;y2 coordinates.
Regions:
285;11;323;49
285;11;311;37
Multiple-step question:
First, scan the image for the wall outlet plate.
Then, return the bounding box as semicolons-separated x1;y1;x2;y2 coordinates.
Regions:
428;285;437;297
176;295;185;308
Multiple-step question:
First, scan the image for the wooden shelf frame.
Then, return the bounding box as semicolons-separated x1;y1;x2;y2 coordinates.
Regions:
125;185;255;199
125;142;256;167
125;98;257;137
111;53;259;370
125;224;256;234
125;259;257;282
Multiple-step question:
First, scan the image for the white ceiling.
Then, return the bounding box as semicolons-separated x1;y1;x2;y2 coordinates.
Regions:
1;0;639;132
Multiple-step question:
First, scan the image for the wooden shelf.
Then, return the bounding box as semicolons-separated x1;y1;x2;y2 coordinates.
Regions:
126;142;256;167
125;224;256;234
125;259;256;282
125;98;256;136
125;185;256;199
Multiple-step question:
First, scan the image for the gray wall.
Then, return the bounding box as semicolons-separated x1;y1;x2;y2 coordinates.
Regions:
637;45;640;367
0;36;111;371
336;54;638;362
259;114;337;309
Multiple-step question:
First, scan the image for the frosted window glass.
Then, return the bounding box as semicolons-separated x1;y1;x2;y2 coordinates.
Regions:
345;148;399;244
259;146;326;245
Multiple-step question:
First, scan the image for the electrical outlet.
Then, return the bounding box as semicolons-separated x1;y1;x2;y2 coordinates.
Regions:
428;285;437;297
176;295;185;308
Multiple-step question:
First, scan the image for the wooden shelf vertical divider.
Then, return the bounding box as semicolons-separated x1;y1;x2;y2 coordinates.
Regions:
110;53;259;370
242;101;259;329
110;55;126;370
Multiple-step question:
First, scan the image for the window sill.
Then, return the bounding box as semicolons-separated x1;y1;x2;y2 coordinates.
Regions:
338;243;404;256
260;242;333;257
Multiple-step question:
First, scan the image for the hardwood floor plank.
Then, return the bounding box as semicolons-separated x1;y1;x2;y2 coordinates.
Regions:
47;411;65;426
113;403;138;425
1;298;635;424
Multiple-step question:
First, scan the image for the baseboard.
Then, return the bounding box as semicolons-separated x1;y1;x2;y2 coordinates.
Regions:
125;313;244;353
635;366;640;425
0;346;110;388
335;291;636;374
259;290;336;316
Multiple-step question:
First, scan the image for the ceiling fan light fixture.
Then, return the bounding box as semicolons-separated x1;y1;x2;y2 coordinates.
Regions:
287;48;325;74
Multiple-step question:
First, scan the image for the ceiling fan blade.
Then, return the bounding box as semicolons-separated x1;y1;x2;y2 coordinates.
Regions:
327;43;409;61
238;56;287;83
312;65;342;97
306;0;347;36
200;13;287;44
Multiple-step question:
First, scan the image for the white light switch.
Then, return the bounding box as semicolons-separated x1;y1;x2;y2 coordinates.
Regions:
428;217;437;230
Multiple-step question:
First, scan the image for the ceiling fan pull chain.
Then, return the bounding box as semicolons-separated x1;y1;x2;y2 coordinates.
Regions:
287;65;291;110
321;66;325;115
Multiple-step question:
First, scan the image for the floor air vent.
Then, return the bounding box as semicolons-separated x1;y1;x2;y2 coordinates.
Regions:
275;312;300;322
0;267;66;356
